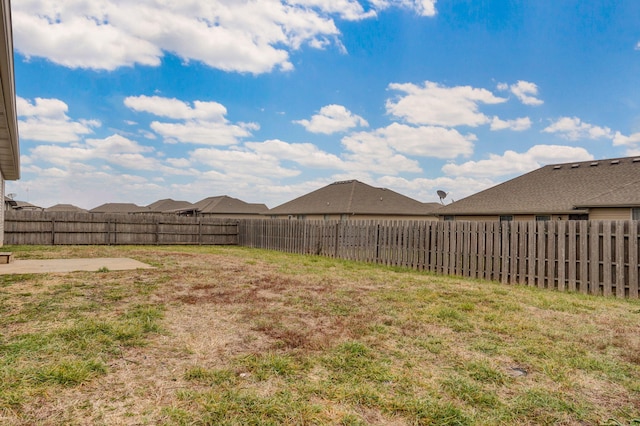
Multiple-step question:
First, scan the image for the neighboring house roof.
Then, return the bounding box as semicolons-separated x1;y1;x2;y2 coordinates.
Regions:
4;195;16;208
193;195;268;214
269;180;439;216
0;0;19;180
146;198;195;213
438;156;640;216
45;204;89;213
424;202;443;211
13;200;42;211
89;203;151;214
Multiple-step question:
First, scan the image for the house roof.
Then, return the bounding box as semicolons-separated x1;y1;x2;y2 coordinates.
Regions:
13;200;42;210
193;195;269;214
146;198;194;213
89;203;151;214
45;204;89;213
575;177;640;208
268;180;439;216
438;156;640;216
0;0;19;180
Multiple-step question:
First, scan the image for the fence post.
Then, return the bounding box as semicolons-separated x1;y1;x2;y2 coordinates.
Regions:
51;217;55;245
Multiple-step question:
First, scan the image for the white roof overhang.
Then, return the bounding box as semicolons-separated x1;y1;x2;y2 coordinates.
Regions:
0;0;19;180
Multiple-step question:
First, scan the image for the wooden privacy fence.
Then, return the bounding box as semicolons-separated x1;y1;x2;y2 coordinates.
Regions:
4;211;238;245
238;219;640;299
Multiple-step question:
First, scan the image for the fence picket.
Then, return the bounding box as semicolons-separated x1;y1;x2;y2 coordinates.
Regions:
616;221;626;298
589;221;600;295
557;221;566;291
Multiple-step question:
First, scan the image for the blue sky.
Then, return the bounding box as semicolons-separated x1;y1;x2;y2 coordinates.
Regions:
8;0;640;209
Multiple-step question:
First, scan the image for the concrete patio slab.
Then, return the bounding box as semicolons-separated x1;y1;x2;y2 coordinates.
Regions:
0;258;155;274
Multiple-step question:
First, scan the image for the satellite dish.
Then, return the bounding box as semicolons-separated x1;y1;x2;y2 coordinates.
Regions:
6;193;16;200
437;190;448;204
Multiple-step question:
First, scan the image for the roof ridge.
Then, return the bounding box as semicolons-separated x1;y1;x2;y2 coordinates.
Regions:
346;180;357;213
548;155;640;168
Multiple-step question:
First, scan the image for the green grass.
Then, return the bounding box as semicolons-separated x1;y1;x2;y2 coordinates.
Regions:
0;244;639;425
0;248;164;419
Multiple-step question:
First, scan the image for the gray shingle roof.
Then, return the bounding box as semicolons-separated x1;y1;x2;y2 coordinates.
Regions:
193;196;268;214
575;178;640;207
438;156;640;216
12;200;42;211
45;204;89;213
269;180;438;216
146;198;194;213
89;203;151;214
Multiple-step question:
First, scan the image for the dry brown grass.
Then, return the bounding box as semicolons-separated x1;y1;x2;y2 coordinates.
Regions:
0;245;639;425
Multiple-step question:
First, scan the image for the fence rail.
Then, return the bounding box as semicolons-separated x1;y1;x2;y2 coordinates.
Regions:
239;219;640;299
4;211;238;245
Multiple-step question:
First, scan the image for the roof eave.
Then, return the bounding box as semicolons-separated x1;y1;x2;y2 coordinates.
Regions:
575;204;640;209
0;0;19;180
437;208;588;216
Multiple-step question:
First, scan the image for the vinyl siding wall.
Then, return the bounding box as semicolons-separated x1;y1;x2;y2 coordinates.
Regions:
440;214;575;222
0;173;4;246
200;213;266;219
270;214;439;221
588;208;632;221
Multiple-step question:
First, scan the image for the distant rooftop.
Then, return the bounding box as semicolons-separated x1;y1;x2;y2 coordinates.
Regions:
269;180;439;216
89;203;151;214
193;195;268;214
438;156;640;216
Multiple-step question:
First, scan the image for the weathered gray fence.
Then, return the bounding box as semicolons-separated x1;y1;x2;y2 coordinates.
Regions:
238;219;640;299
4;211;238;245
5;213;639;298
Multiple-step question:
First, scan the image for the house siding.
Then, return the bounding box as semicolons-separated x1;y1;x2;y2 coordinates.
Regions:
0;173;4;246
439;214;574;222
588;207;631;221
271;214;438;221
202;213;266;219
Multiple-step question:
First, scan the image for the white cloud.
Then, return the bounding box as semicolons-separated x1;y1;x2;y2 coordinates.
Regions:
166;158;192;168
377;175;494;204
28;134;154;169
12;0;436;74
150;121;255;146
507;80;543;106
25;134;193;177
542;116;613;141
442;145;593;178
340;130;422;175
294;104;368;134
356;123;475;158
125;95;258;145
246;139;344;168
124;96;228;120
17;97;101;143
386;81;506;127
369;0;437;17
8;167;170;209
612;131;640;155
190;147;302;179
490;116;532;131
290;0;377;20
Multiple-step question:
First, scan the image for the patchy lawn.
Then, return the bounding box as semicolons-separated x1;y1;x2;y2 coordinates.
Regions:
0;245;639;425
